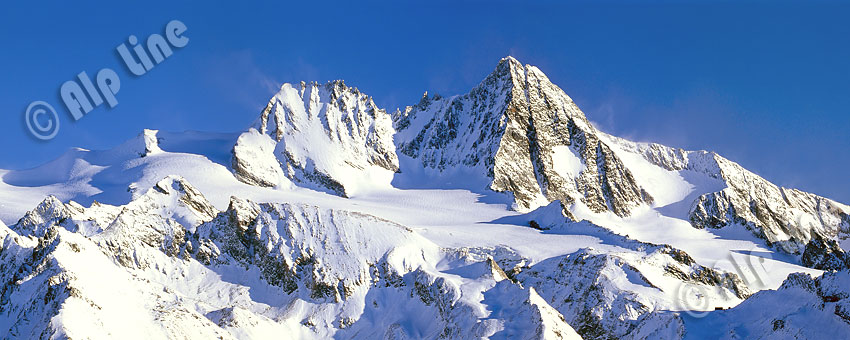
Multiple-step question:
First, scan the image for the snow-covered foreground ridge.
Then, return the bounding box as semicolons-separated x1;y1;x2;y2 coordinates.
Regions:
0;56;849;339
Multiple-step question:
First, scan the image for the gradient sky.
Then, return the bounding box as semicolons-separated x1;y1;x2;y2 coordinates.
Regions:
1;1;849;202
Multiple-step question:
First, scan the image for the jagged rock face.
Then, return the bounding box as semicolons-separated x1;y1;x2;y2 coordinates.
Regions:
689;182;850;255
610;136;850;258
688;153;850;254
193;197;440;301
0;226;234;339
1;177;602;339
11;176;219;269
0;227;68;339
394;56;652;214
191;198;503;338
13;196;78;238
231;81;399;197
13;196;120;238
801;233;850;271
93;176;218;267
2;175;776;339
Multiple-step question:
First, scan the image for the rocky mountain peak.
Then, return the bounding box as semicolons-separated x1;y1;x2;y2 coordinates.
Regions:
395;56;652;214
484;56;587;122
4;56;850;339
12;195;72;237
232;80;399;196
224;195;260;229
134;175;219;227
488;56;524;82
488;56;546;83
606;133;850;260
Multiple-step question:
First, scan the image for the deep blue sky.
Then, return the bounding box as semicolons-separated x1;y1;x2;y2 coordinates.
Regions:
2;1;849;202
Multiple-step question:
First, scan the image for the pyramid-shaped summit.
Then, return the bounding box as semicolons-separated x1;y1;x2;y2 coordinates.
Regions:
4;54;850;340
394;56;653;215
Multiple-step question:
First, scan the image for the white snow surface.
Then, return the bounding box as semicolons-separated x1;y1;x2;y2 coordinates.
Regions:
0;127;824;339
551;146;585;180
0;56;847;339
231;81;398;197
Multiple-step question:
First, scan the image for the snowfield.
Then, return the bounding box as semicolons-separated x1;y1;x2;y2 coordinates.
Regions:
0;57;848;339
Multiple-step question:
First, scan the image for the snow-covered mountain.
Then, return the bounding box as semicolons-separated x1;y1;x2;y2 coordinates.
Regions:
393;56;850;268
603;135;850;268
232;81;399;197
0;177;750;339
0;56;847;339
394;57;652;216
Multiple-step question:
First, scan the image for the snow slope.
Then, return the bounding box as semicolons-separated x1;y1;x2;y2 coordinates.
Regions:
0;56;847;339
683;270;850;339
232;81;398;197
394;57;652;216
0;177;760;339
602;133;850;267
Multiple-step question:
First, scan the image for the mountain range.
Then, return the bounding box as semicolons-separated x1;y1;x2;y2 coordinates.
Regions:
0;56;848;339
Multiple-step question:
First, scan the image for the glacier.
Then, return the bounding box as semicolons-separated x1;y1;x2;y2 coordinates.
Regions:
0;56;848;339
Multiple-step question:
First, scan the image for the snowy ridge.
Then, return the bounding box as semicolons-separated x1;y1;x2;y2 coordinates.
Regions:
603;133;850;265
0;56;848;339
394;57;652;215
497;202;751;339
684;270;850;339
0;176;765;339
2;177;590;338
232;81;399;197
